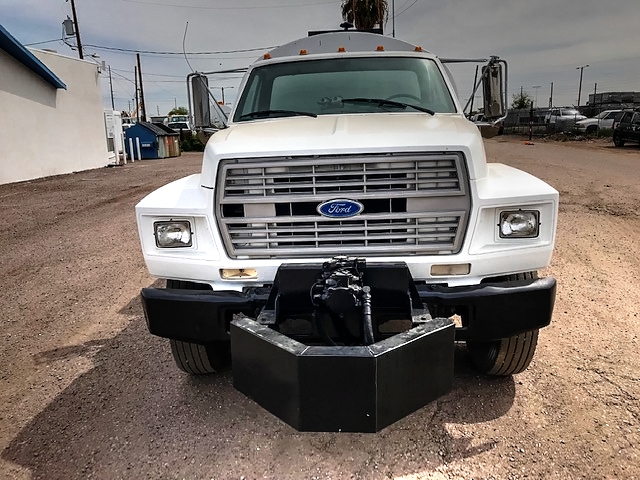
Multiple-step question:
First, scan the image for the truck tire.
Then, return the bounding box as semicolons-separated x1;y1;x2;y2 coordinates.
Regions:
586;125;598;135
467;272;540;376
166;279;230;374
169;339;229;374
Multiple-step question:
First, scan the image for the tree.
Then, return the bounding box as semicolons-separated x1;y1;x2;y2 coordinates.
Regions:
341;0;388;30
168;106;188;116
511;92;533;110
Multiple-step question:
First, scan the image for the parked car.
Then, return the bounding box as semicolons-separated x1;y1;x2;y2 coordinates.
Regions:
544;107;586;133
150;115;169;126
612;109;640;147
167;121;193;133
576;109;621;135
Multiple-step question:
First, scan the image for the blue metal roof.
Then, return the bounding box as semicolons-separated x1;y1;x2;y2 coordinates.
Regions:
0;24;67;90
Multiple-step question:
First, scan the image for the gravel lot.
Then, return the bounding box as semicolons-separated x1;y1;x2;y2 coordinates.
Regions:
1;137;639;480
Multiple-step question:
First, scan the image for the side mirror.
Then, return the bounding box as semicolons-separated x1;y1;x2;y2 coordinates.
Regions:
190;73;228;129
482;58;506;120
191;75;211;128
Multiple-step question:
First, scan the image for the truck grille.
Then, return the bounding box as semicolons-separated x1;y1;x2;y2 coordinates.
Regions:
216;153;470;258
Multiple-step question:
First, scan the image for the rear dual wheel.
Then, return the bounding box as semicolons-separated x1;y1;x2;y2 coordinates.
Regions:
466;272;540;376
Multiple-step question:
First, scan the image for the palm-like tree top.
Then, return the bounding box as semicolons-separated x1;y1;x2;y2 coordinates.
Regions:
341;0;389;30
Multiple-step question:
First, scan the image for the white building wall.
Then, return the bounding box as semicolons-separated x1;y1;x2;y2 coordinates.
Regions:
0;48;109;185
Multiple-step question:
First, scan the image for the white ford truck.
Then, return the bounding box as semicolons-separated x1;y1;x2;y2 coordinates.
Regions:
136;30;558;432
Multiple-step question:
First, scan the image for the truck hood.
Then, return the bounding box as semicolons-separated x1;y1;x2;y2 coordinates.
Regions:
201;113;487;186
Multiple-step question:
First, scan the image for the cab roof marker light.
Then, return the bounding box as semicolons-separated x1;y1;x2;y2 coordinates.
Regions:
338;46;346;52
376;45;385;51
299;49;308;55
263;53;271;60
415;46;423;52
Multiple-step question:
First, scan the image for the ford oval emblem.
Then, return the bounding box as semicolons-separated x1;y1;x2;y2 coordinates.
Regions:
317;199;364;218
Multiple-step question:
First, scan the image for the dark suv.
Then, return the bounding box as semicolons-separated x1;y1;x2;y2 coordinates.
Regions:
612;109;640;147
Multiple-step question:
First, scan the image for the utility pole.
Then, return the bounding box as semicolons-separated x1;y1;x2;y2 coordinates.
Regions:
68;0;83;59
576;64;589;107
134;65;140;122
549;82;554;108
137;53;147;122
392;0;395;38
108;65;115;110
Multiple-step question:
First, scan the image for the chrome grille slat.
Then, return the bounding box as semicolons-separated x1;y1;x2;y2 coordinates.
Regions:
226;167;457;181
216;153;470;258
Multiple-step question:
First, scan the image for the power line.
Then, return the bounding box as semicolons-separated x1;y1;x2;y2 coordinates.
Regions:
394;0;419;18
111;67;184;78
24;38;63;47
110;70;135;85
391;0;411;18
83;42;275;56
111;67;245;80
119;0;340;9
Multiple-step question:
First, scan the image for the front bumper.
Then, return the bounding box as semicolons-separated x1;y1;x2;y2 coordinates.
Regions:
140;276;556;344
141;267;555;432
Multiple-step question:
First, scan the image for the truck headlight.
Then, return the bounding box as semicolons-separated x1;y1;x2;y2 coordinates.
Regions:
154;221;192;248
499;211;539;238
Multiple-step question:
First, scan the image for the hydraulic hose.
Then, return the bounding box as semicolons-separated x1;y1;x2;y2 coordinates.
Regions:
362;286;375;345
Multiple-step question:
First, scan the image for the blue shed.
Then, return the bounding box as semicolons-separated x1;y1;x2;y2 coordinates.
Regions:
125;121;180;159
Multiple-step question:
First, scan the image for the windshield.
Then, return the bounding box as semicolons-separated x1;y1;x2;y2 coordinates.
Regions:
233;56;456;122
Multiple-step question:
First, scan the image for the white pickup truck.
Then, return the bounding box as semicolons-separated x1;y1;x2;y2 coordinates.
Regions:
136;30;558;432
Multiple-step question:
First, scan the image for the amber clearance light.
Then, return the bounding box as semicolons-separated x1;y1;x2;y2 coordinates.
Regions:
220;268;258;280
430;264;471;276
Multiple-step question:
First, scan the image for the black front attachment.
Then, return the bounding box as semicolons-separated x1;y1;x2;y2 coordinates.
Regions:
232;259;455;432
231;316;454;432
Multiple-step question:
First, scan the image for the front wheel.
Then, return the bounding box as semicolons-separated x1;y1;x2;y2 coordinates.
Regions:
467;330;539;376
466;272;540;376
166;279;230;374
170;339;229;374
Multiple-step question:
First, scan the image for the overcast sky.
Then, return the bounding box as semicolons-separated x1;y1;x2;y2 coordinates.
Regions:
3;0;640;115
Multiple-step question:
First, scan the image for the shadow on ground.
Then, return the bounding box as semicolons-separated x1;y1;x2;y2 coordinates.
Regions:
3;294;515;479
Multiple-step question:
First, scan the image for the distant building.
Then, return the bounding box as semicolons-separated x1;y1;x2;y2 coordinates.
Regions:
585;91;640;116
0;24;111;185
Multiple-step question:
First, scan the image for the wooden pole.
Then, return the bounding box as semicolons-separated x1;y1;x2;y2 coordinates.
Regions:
137;53;147;122
69;0;83;59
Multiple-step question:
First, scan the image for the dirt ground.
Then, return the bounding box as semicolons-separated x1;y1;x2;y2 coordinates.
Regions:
0;137;639;480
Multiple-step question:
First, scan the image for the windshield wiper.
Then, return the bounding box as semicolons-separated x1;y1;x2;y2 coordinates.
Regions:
239;109;318;120
341;97;435;115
